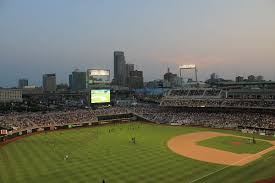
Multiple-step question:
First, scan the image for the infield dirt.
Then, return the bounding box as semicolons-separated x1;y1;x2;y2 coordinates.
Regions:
167;132;275;166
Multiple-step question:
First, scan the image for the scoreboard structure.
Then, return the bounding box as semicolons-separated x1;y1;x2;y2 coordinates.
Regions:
87;69;110;86
90;89;111;104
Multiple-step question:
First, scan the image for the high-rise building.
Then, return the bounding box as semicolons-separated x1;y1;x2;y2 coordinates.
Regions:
128;70;144;89
126;63;134;86
69;74;73;89
43;74;56;93
236;76;244;82
164;68;177;81
114;51;126;86
71;70;86;92
163;68;181;88
248;75;256;82
18;79;28;89
126;64;134;76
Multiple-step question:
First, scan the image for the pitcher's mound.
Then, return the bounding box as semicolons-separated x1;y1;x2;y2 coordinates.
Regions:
231;141;242;145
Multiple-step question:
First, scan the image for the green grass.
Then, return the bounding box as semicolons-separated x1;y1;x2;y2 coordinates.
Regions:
198;136;273;154
0;122;275;183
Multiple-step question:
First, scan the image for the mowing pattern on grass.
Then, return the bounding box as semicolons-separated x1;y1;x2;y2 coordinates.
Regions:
198;136;273;154
0;123;275;183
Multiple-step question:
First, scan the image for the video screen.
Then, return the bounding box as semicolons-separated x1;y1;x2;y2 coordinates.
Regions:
87;69;110;84
91;89;110;104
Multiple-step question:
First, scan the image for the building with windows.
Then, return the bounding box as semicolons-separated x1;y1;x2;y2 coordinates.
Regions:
248;75;256;82
163;68;182;88
128;70;144;89
236;76;244;82
43;74;56;93
18;79;28;89
0;89;23;103
69;74;73;89
113;51;127;86
126;63;134;86
126;64;134;76
70;70;86;92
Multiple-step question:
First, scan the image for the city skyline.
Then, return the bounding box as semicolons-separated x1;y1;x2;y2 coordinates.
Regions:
1;0;275;87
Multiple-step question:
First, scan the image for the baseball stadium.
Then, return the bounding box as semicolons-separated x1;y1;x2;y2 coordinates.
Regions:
1;88;275;183
2;0;275;182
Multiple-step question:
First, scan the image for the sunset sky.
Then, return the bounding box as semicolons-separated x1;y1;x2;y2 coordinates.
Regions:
0;0;275;87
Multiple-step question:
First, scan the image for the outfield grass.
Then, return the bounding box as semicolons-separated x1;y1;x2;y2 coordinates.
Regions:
198;136;273;154
0;122;275;183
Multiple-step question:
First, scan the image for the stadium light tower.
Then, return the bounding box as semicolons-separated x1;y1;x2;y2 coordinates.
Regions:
179;64;198;82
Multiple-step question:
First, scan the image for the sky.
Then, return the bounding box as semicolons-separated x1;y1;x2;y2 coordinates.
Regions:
0;0;275;87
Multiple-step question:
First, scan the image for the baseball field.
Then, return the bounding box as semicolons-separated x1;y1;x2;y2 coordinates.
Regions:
1;122;275;183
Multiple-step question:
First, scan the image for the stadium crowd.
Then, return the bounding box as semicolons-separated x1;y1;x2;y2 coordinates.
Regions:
169;89;222;97
1;105;275;132
0;107;128;130
161;99;275;108
164;89;275;109
130;106;275;130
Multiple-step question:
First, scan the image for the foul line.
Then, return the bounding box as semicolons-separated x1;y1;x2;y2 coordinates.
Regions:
189;152;269;183
188;135;275;183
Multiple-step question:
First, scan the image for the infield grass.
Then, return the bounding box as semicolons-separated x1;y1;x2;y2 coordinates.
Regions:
198;136;273;154
0;122;275;183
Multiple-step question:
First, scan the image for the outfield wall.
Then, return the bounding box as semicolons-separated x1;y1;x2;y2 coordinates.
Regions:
0;113;135;143
1;113;275;144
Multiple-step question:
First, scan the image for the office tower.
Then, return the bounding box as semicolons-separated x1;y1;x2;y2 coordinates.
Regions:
69;74;73;89
235;76;244;82
18;79;28;89
128;70;144;89
126;64;134;76
126;63;134;86
114;51;126;86
163;68;181;88
71;69;86;91
43;73;56;93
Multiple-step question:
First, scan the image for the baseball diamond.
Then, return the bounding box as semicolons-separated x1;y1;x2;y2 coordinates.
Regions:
1;122;275;183
2;1;275;182
168;132;275;166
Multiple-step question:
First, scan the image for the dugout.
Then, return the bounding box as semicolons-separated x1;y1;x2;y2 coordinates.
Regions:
6;133;18;140
32;128;38;133
21;130;27;135
91;122;99;126
56;125;67;130
44;127;51;131
238;125;275;136
97;113;134;121
82;123;89;127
